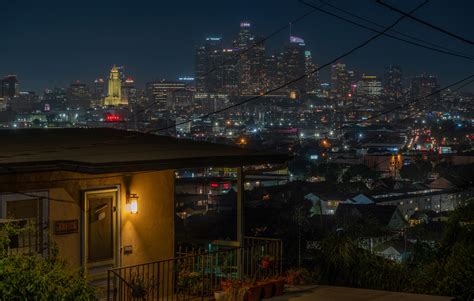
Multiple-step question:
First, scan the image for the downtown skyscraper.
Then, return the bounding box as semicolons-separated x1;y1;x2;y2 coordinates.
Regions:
384;65;403;100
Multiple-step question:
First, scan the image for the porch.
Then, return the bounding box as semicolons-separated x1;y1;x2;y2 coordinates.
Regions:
107;237;283;300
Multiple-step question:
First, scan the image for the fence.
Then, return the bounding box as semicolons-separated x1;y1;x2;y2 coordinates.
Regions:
107;237;282;300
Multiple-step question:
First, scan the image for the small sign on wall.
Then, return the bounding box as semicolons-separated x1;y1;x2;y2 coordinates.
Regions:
54;219;79;235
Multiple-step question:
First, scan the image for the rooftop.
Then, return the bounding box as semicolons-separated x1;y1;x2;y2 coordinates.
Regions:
0;128;288;174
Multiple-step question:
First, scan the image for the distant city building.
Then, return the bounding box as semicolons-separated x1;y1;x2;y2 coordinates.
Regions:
284;36;306;96
330;63;350;103
235;21;253;95
305;50;319;93
93;78;105;99
195;37;224;93
167;89;194;111
357;75;383;98
11;91;38;113
146;80;186;110
43;88;67;110
265;52;286;93
67;81;90;109
247;35;266;95
221;48;239;95
1;75;20;99
384;65;403;100
122;77;137;105
104;65;128;106
410;74;439;102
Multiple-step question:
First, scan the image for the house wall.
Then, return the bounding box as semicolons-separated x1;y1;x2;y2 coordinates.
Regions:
0;169;175;268
377;190;473;220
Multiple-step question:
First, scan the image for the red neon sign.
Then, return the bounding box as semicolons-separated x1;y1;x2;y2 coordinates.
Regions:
105;113;122;122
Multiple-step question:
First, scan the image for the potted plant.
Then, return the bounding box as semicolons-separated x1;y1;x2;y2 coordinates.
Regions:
243;279;262;301
177;269;201;295
221;279;241;292
270;277;285;296
259;255;274;270
256;278;273;299
286;268;311;285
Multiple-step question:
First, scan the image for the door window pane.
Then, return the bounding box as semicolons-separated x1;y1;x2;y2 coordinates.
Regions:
88;196;113;263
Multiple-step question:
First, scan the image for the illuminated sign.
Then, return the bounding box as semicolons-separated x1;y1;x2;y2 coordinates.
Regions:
210;183;220;188
240;22;251;28
290;36;305;44
178;77;195;81
105;113;122;122
206;37;222;41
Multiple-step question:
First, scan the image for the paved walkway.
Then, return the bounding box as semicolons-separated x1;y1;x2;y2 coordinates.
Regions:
270;285;452;301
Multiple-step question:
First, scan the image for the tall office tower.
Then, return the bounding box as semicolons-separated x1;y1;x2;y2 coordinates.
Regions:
330;63;350;101
104;65;127;106
410;74;439;102
195;37;224;93
221;48;239;95
92;78;105;99
43;87;67;110
1;75;20;99
284;36;307;95
265;54;278;90
304;50;319;93
67;81;90;109
235;21;254;95
357;75;383;98
167;89;194;111
384;65;403;100
146;80;186;110
247;36;266;94
122;77;137;105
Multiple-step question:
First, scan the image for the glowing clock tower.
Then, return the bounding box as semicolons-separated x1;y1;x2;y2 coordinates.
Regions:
104;65;127;106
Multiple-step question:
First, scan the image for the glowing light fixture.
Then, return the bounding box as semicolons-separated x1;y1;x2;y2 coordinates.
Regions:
127;193;139;214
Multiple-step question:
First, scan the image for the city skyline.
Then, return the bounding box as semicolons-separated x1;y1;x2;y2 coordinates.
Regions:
2;0;473;92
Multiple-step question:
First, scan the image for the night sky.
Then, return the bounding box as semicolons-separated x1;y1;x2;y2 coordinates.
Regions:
2;0;473;92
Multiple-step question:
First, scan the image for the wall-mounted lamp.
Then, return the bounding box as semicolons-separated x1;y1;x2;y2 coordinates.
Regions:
127;193;139;214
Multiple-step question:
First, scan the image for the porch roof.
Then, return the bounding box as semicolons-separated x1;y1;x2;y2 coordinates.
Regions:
0;128;289;174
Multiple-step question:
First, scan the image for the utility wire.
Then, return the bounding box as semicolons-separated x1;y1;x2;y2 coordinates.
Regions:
256;75;474;153
132;1;332;116
147;0;430;134
311;0;473;58
376;0;474;45
300;0;473;60
5;0;466;162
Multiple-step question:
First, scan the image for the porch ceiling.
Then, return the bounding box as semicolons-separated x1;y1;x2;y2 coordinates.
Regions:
0;128;289;174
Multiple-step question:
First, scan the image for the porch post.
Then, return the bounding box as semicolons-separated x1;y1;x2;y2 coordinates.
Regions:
237;166;244;244
237;166;244;279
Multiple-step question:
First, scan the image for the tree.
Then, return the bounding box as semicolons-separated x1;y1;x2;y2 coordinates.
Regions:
0;222;96;300
400;160;432;182
342;164;378;183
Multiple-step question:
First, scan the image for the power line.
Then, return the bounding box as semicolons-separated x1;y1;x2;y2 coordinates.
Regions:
0;0;436;162
300;0;473;60
310;0;473;59
147;0;430;134
376;0;474;45
241;74;472;154
133;1;332;116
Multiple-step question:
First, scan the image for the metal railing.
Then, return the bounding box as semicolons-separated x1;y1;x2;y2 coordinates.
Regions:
0;220;48;257
107;237;282;300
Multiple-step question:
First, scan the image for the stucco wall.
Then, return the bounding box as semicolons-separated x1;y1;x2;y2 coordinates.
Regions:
0;169;175;268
